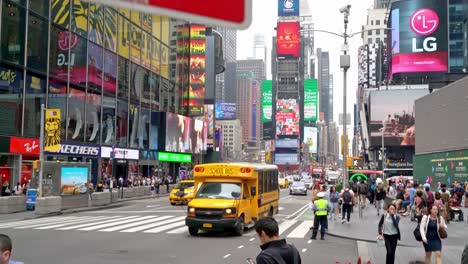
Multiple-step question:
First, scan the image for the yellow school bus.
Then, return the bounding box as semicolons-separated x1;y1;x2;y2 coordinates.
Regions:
185;162;279;236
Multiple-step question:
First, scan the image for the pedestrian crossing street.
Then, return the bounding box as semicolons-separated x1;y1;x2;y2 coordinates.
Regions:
0;215;314;238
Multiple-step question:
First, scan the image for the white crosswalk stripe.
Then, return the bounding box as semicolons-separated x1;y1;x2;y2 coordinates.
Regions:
0;214;317;239
99;216;173;232
287;220;313;238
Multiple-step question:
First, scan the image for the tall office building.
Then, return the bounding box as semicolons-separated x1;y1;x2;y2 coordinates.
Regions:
217;119;243;161
236;71;256;145
374;0;398;9
224;62;237;103
215;28;237;103
237;59;266;82
317;48;331;123
329;74;334;123
362;8;388;45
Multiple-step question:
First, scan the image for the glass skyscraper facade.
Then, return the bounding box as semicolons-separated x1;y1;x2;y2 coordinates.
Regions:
449;0;467;72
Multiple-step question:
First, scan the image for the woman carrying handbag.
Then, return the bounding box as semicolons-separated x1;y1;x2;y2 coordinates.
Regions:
420;205;447;264
377;204;401;264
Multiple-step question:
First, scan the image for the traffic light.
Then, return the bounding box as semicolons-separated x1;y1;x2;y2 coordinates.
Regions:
346;157;353;168
33;160;41;172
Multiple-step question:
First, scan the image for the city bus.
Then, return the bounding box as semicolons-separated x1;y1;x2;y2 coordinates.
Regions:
185;162;279;236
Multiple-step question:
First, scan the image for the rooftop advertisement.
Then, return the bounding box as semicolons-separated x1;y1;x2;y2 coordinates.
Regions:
188;25;206;116
369;89;428;146
277;22;301;57
261;80;273;122
304;79;318;122
276;99;299;136
215;103;237;120
389;0;448;76
278;0;299;17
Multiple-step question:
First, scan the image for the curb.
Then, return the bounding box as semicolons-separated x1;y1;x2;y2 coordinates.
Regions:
326;231;418;247
22;193;171;220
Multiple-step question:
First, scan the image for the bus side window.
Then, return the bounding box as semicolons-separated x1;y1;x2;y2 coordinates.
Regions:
259;172;264;194
268;171;273;192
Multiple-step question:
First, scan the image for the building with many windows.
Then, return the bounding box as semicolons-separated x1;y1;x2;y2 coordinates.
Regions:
0;0;213;193
217;119;242;161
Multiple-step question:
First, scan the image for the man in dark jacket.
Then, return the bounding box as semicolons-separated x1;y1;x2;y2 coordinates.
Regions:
247;217;301;264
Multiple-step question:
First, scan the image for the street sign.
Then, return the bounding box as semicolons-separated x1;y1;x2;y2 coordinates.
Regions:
87;0;252;29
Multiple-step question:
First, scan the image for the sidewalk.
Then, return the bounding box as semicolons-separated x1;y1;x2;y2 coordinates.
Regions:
0;184;176;222
325;204;468;263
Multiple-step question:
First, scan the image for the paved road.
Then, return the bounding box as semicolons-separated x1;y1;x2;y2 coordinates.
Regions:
0;188;359;263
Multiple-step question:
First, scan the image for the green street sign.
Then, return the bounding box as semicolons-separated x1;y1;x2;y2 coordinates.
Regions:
261;80;273;122
304;79;318;122
158;152;192;163
350;173;368;181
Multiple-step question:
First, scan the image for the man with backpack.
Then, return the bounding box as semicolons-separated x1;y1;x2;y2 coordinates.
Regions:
359;181;369;208
247;217;301;264
340;185;354;224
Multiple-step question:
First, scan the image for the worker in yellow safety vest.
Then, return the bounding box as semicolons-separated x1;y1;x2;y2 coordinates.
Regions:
311;191;331;240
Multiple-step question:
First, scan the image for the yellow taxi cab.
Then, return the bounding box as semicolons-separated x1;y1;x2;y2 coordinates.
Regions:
186;163;279;236
169;180;196;205
278;176;289;189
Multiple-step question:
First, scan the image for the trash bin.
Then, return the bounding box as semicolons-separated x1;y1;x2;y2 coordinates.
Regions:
26;189;37;211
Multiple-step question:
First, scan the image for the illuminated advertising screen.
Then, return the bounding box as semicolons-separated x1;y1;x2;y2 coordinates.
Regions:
276;99;299;136
369;89;428;146
278;0;299;17
215;103;237;120
188;24;206;116
165;112;193;153
275;139;299;149
275;153;299;165
261;80;273;122
389;0;448;76
303;126;318;153
60;167;88;195
304;79;318;122
192;119;207;154
195;104;214;147
277;22;300;57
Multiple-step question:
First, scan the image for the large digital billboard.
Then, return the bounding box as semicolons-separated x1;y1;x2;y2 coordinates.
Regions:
276;139;299;149
261;80;273;122
277;22;300;57
60;167;88;195
389;0;448;76
275;153;299;165
304;79;318;122
276;99;299;136
369;89;428;146
215;103;237;120
188;24;206;116
192;119;207;154
303;126;318;153
165;112;193;153
278;0;299;17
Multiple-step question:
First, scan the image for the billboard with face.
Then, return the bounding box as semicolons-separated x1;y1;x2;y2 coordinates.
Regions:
277;22;300;57
389;0;448;76
276;99;299;136
165;112;192;153
369;89;428;147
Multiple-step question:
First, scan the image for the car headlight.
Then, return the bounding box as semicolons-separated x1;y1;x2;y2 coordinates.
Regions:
225;208;236;214
189;207;196;213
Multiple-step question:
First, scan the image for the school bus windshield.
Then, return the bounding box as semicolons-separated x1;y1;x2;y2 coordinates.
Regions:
195;182;241;200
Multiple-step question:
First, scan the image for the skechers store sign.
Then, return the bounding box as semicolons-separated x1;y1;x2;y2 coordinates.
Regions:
45;142;100;157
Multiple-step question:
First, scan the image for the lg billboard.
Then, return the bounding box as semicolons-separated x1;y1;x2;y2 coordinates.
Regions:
277;22;301;57
389;0;448;76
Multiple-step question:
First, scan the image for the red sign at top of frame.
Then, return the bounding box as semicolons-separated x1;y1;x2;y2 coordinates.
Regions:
277;22;301;57
88;0;252;29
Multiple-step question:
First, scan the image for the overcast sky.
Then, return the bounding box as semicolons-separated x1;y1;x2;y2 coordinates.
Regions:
237;0;374;137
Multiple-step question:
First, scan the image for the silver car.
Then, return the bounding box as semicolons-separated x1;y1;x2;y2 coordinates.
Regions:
289;181;307;195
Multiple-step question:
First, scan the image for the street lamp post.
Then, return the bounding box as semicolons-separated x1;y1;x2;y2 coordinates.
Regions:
340;5;351;188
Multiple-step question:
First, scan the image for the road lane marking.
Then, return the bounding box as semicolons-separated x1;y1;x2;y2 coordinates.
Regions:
292;205;310;221
278;220;297;235
0;216;76;228
280;195;291;200
143;220;186;233
302;248;307;253
238;245;244;249
249;238;255;241
14;217;90;229
100;216;173;232
223;254;231;259
33;216;113;229
79;215;155;231
307;239;312;244
287;220;313;238
278;207;284;211
166;226;188;234
85;210;186;214
57;215;141;230
285;204;309;219
121;216;186;232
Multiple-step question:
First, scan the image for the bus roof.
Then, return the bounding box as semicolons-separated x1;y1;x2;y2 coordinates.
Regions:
195;162;278;170
193;163;278;179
